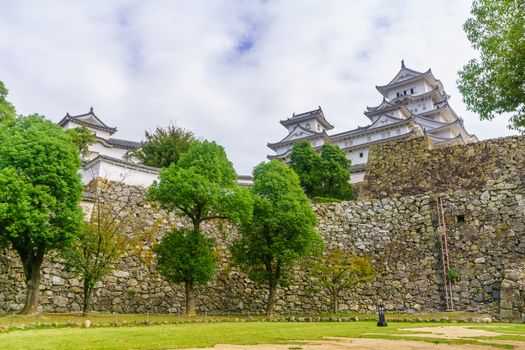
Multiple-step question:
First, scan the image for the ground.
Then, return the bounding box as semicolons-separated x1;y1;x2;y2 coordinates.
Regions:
0;314;524;349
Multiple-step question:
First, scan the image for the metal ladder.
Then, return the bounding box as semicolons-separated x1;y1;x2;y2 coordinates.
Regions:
436;195;454;311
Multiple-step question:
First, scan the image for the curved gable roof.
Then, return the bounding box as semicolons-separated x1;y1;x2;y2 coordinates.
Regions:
58;107;117;135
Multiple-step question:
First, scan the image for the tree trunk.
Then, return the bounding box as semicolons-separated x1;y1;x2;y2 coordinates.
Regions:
331;290;339;314
185;280;196;316
19;250;45;315
266;281;277;318
82;280;93;316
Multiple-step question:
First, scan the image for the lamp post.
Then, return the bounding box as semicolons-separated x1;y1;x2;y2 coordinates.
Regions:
377;304;387;327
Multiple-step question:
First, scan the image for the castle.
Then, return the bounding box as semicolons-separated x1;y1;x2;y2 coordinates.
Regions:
58;61;478;187
58;107;160;188
267;61;478;182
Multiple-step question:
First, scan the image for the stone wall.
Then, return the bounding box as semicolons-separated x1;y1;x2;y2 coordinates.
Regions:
360;135;525;200
1;136;524;319
500;263;525;322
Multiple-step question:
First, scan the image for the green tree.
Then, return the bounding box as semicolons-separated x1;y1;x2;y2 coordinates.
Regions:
134;124;195;168
289;141;321;198
65;126;96;157
154;228;216;315
148;140;252;315
315;143;353;200
307;248;375;314
458;0;525;132
289;141;353;200
0;116;83;314
0;81;16;123
62;180;149;315
231;160;322;317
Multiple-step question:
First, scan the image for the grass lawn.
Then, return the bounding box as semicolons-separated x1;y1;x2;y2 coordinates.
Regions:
0;311;480;328
1;320;524;350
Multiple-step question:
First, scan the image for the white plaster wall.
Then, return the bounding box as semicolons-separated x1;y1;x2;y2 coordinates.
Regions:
430;129;456;140
347;148;369;165
386;80;432;100
350;172;365;183
88;141;129;160
82;161;159;188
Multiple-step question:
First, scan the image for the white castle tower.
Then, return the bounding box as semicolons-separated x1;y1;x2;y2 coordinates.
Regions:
267;61;478;183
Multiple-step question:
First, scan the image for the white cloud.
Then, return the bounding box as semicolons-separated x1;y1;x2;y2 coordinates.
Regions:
0;0;517;174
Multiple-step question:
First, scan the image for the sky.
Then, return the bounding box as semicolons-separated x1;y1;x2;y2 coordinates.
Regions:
0;0;517;175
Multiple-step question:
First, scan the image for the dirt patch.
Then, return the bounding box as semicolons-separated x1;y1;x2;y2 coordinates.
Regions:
183;326;525;350
183;338;506;350
397;326;503;339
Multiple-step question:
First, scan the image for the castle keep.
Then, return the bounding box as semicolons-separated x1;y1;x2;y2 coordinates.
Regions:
1;134;523;321
268;61;478;183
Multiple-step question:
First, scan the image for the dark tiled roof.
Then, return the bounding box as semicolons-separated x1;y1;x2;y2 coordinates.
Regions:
348;163;367;173
58;108;117;134
107;138;141;149
82;191;97;201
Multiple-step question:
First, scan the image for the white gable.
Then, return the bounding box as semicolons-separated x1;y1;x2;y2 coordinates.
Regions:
368;114;404;129
75;114;107;128
280;126;319;143
388;68;422;85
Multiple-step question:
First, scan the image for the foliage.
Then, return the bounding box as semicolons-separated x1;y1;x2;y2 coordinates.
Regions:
148;140;252;315
62;181;151;315
231;160;322;316
448;267;461;284
134;124;195;168
457;0;525;132
306;248;375;314
312;196;342;203
289;141;320;198
315;143;353;200
154;228;216;285
65;126;96;157
148;140;253;231
0;115;83;314
289;141;353;200
0;80;16;123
